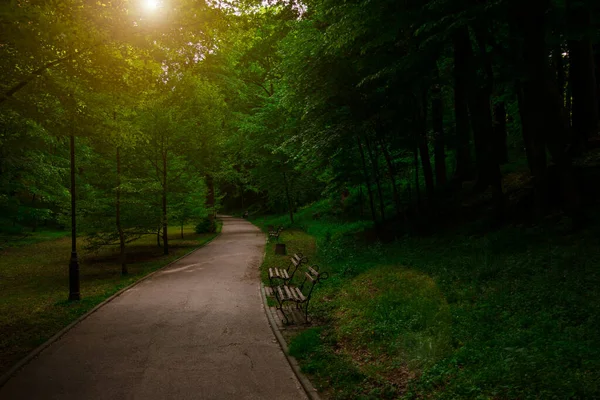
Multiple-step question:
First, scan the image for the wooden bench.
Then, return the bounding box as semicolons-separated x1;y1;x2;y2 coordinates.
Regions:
268;225;284;242
268;253;307;288
273;264;328;324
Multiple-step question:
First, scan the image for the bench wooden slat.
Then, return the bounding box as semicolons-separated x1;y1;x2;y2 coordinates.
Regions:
295;286;306;301
305;271;315;282
284;285;295;300
307;266;319;277
277;286;285;301
270;268;280;279
282;269;289;279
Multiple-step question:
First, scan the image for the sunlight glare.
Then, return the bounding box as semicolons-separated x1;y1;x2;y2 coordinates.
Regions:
144;0;160;11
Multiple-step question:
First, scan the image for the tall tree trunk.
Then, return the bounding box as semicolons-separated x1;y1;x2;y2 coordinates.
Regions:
357;136;377;224
414;143;421;212
31;193;37;232
157;227;161;247
359;185;364;218
365;136;385;222
68;131;80;301
181;222;184;239
461;25;498;191
567;0;599;151
453;31;474;183
432;65;447;187
566;77;572;128
493;102;509;164
116;146;127;275
162;152;168;255
283;171;294;224
553;46;566;105
511;0;581;221
206;174;215;224
378;136;402;217
595;45;600;117
516;80;540;173
469;24;506;222
417;90;435;203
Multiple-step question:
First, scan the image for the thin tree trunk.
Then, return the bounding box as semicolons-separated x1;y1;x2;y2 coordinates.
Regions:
493;102;509;164
181;222;184;239
595;45;600;118
461;25;497;191
566;77;572;128
116;146;127;275
567;0;599;151
553;46;566;105
414;144;421;212
31;193;37;232
283;171;294;224
357;136;377;224
515;77;547;206
206;174;215;225
378;136;402;217
365;136;385;222
417;90;435;203
469;24;506;222
68;131;80;301
511;0;581;221
432;65;447;187
453;31;474;183
359;185;364;218
162;152;168;255
157;227;161;247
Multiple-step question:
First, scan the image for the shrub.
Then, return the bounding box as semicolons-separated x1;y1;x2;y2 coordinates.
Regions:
195;217;216;233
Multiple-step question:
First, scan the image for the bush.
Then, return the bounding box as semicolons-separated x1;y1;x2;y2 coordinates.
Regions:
195;217;216;233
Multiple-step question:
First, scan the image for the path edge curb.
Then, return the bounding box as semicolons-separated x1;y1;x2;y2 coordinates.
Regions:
259;280;321;400
0;230;222;388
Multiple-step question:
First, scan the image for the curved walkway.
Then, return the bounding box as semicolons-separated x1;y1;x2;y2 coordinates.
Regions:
0;216;307;400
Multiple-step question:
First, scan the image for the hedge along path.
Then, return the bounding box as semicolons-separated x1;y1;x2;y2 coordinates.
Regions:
0;216;307;400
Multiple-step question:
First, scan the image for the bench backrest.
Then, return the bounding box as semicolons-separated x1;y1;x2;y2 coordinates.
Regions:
286;252;308;282
299;264;328;302
268;226;284;236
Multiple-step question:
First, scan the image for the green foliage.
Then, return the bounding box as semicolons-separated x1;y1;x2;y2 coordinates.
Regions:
195;218;216;234
289;328;370;399
334;266;452;370
259;202;600;399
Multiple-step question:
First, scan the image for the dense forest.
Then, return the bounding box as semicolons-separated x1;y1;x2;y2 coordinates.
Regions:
3;0;600;242
2;0;600;397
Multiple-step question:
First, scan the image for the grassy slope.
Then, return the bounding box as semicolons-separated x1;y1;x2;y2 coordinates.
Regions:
0;222;221;376
253;206;600;399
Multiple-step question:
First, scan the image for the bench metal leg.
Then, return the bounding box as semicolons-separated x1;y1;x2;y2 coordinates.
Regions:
280;307;290;325
300;296;313;324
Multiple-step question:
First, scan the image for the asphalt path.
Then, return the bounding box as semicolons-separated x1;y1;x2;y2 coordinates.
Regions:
0;216;307;400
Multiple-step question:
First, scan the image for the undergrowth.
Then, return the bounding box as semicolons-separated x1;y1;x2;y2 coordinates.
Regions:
253;201;600;399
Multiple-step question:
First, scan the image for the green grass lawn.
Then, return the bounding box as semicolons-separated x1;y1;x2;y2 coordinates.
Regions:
0;228;70;249
0;222;221;376
253;208;600;399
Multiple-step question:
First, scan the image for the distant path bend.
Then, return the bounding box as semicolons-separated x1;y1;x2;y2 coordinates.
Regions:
0;216;307;400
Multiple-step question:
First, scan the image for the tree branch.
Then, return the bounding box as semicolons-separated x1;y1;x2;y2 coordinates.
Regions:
242;78;272;97
1;47;93;105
